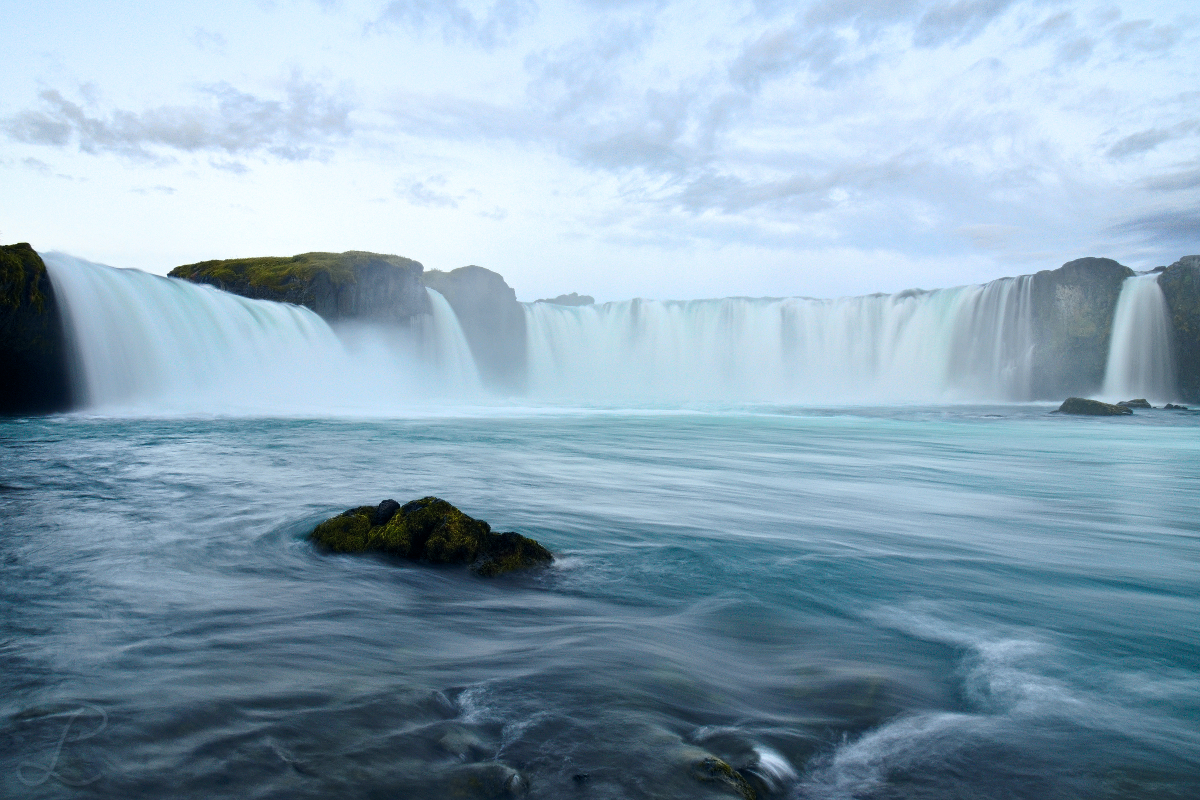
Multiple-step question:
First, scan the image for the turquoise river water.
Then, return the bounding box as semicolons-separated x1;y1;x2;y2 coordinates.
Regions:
1;406;1198;799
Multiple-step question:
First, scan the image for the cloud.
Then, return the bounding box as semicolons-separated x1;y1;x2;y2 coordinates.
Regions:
913;0;1017;48
4;75;354;162
189;28;227;53
1106;121;1198;159
371;0;537;48
1112;208;1200;246
397;176;459;207
1142;167;1200;192
1110;19;1182;52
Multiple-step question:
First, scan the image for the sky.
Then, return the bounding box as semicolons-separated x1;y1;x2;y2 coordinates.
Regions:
2;0;1197;301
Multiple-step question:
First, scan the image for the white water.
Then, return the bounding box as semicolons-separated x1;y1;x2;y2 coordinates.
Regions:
524;277;1037;404
44;255;1178;410
1102;274;1176;403
44;253;480;414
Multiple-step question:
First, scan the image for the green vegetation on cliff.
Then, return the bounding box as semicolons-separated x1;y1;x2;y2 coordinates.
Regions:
170;251;417;293
0;243;72;414
1;242;49;312
311;497;554;576
170;250;428;321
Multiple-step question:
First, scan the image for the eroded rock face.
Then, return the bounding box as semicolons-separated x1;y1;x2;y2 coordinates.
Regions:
1029;257;1135;398
422;266;526;392
0;243;72;414
1055;397;1133;416
311;497;553;576
1158;256;1200;403
169;251;431;322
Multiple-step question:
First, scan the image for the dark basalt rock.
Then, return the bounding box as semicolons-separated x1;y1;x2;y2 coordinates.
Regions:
1029;257;1136;398
1118;398;1152;408
1164;403;1189;410
422;266;527;392
0;243;73;414
1157;256;1200;403
169;250;431;322
534;292;594;306
311;497;553;576
1055;397;1133;416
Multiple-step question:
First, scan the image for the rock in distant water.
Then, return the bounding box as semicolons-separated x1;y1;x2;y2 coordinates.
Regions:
311;497;553;576
1118;398;1152;408
0;243;72;414
1165;403;1189;410
169;251;430;322
1157;255;1200;403
535;292;594;306
1055;397;1133;416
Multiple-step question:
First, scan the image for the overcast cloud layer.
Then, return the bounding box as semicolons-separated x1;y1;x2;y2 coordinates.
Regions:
2;0;1197;300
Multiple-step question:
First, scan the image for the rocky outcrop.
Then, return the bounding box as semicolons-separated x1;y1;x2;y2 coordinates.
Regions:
422;266;526;392
1157;255;1200;403
1029;257;1135;398
1118;398;1152;408
0;243;72;414
1054;397;1133;416
169;251;431;322
535;292;594;306
311;497;553;576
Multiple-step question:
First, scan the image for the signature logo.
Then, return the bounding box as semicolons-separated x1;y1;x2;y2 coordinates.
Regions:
16;703;107;787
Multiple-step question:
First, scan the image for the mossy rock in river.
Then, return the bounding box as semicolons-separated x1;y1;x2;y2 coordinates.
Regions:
1054;397;1133;416
311;497;553;576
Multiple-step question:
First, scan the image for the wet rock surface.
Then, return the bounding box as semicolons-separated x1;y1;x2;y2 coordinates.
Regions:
1055;397;1133;415
311;497;553;576
0;243;72;414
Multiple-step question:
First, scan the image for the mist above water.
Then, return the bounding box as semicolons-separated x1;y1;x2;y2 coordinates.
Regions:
524;277;1038;405
45;253;480;414
43;255;1178;412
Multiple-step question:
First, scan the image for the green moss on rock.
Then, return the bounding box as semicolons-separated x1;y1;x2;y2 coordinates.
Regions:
311;497;553;576
169;250;429;322
691;757;757;800
0;243;72;414
1054;397;1133;416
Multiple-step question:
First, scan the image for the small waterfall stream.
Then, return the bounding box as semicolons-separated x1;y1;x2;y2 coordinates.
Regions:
1102;274;1175;403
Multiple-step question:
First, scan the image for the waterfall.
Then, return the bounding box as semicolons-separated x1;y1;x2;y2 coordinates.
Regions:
1102;275;1176;402
44;254;479;414
523;276;1037;405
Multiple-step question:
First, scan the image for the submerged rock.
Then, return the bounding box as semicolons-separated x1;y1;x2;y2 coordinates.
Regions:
311;497;553;576
691;756;757;800
1118;398;1152;408
1055;397;1133;416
